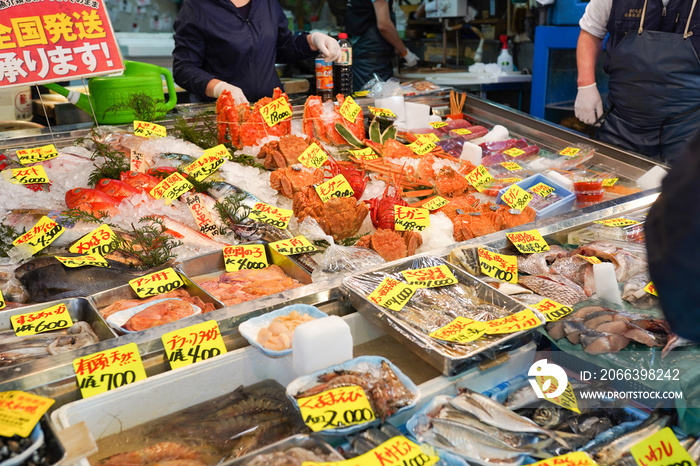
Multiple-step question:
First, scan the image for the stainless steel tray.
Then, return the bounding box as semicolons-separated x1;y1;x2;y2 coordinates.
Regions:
223;434;344;465
342;256;542;376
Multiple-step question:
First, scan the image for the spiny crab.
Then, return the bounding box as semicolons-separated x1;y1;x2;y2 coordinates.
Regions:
293;186;368;240
257;135;321;170
270;165;324;199
355;229;423;262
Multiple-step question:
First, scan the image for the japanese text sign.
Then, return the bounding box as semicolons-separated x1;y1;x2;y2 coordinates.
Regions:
56;253;109;268
478;248;517;284
530;182;555;198
16;144;58;165
248;201;292;229
465;165;494;192
630;427;696;466
503;148;525;157
407;138;436;156
162;320;227;370
315;174;355;202
349;147;379;160
297;385;375;432
184;149;224;182
298;142;328;169
223;244;268;271
302;436;439;466
500;161;523;171
11;302;73;336
394;205;429;232
69;223;119;255
73;342;147;399
339;95;361;122
269;235;316;255
531;298;574;322
429;121;447;129
260;96;292;127
429;317;486;344
367;277;417;312
128;267;183;298
6;165;49;184
421;196;448;211
183;194;220;238
133;120;166;138
594;218;640;228
368;106;396;118
645;282;658;296
502;184;533;210
484;309;541;334
531;451;596;466
149;171;193;204
401;265;457;288
506;229;550;254
0;391;54;438
13;215;64;254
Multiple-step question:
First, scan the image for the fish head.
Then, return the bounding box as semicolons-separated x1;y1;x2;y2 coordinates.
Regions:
95;178;140;199
14;255;61;282
120;171;160;191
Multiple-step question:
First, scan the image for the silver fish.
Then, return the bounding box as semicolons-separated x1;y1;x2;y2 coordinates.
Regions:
518;274;588;306
588;412;672;465
504;384;545;411
437;405;537;448
517;245;569;276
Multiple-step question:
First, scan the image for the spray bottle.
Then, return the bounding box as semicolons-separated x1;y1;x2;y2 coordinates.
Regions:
497;35;513;72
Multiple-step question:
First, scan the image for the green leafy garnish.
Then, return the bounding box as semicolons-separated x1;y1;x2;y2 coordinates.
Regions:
115;217;183;269
214;193;252;230
79;130;131;187
0;224;21;257
105;92;168;122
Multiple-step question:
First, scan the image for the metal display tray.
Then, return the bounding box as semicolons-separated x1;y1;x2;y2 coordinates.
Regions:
223;434;345;465
342;256;542;376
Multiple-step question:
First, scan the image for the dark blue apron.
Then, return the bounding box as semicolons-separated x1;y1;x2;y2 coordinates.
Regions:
598;0;700;162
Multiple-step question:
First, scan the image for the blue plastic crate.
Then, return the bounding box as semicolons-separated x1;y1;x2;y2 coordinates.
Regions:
550;0;589;25
497;173;576;219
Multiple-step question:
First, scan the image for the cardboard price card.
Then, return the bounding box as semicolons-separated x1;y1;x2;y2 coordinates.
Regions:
368;106;396;118
394;205;430;232
11;303;73;336
429;121;448;129
13;215;64;255
130;149;148;173
401;265;458;288
530;451;596;466
315;174;355;202
501;184;533;211
7;165;50;184
500;161;523;171
56;254;110;268
16;144;59;165
531;298;574;322
602;178;619;187
506;229;550;254
478;248;518;284
183;194;220;238
408;138;437;156
74;343;147;399
149;172;194;204
645;282;658;296
503;148;526;158
298;142;328;169
421;196;449;211
269;236;317;255
260;96;293;127
577;254;602;265
223;244;268;271
429;317;487;344
340;96;362;123
530;182;555;198
129;267;184;298
499;177;523;184
368;277;417;312
69;224;119;256
465;165;494;192
134;121;167;138
559;147;581;157
594;218;640;228
0;392;55;438
349;147;379;161
184;151;224;182
451;128;472;135
630;427;696;466
297;385;375;432
248;202;293;229
162;320;227;370
485;309;542;334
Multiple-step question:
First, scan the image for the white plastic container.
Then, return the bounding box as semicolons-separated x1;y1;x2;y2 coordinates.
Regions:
0;86;32;121
292;315;353;376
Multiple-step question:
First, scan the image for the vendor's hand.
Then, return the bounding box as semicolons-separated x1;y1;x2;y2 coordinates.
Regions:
402;49;419;68
575;83;604;126
213;81;249;104
310;32;342;62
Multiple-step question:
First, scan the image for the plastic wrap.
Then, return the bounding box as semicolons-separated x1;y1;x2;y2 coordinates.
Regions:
224;434;344;465
342;256;544;375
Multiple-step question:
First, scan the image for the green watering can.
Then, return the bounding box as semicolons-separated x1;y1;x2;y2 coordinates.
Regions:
44;60;177;125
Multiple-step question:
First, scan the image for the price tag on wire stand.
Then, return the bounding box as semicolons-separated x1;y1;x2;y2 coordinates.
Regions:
16;144;59;165
69;224;120;256
149;172;194;204
339;96;362;122
501;184;533;210
134;121;166;138
73;343;147;399
315;174;355;202
269;236;317;255
394;205;430;232
260;97;293;127
12;216;64;255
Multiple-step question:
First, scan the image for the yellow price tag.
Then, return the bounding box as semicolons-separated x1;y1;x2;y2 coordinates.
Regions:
630;427;696;466
69;224;120;256
0;289;4;310
465;165;494;192
530;451;596;466
302;436;439;466
429;317;487;343
16;144;59;165
503;148;526;157
56;254;110;268
530;182;555;198
478;248;518;284
500;162;523;171
502;184;533;210
0;392;55;438
349;147;379;160
11;303;73;336
506;230;550;254
73;343;147;399
297;385;375;432
531;298;574;322
260;96;293;127
559;147;581;156
248;202;293;229
401;265;458;288
421;196;449;211
368;277;417;311
645;282;658;296
133;120;166;138
484;308;541;334
269;235;317;255
340;96;362;122
451;128;472;135
162;320;227;370
594;218;640;227
429;121;448;129
223;244;268;271
418;133;440;143
498;177;523;184
602;178;619;187
130;149;147;173
394;205;430;232
13;216;64;255
183;194;221;238
368;106;396;118
532;374;580;413
298;142;328;168
129;267;184;298
315;174;355;202
7;165;50;184
184;150;225;182
149;172;194;204
577;254;602;265
408;139;437;155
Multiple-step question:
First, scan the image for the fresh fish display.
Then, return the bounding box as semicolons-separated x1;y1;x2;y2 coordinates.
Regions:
622;272;659;309
244;446;342;465
516;245;569;276
197;265;303;307
518;274;588;306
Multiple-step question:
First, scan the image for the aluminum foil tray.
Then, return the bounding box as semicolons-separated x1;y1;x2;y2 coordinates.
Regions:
342;256;543;376
222;434;344;465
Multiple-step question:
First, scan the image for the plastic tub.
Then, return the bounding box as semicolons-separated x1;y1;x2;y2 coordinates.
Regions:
497;173;576;219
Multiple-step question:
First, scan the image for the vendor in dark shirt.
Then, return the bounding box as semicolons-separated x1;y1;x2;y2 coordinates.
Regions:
173;0;341;103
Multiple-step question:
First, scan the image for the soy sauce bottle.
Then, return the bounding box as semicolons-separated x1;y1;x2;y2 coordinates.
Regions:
334;33;353;96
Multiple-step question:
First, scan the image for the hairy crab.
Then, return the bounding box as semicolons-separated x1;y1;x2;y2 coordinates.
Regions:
269;165;324;199
355;229;423;262
257;135;319;170
293;187;368;240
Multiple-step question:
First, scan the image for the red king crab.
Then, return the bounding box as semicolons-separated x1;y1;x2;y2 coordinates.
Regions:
257;135;321;170
325;157;368;200
217;87;291;149
293;186;369;240
270;165;324;199
355;229;423;262
303;94;365;146
365;179;409;230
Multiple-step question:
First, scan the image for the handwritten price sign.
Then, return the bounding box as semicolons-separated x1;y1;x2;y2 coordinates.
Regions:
534;374;581;413
418;133;440;143
429;317;486;344
0;392;55;438
162;320;227;370
452;128;472;135
577;254;602;265
133;120;166;138
630;427;695;466
401;265;457;288
13;216;64;255
559;147;581;157
16;144;59;165
368;277;417;312
503;148;525;157
303;437;439;466
0;290;4;310
349;147;379;160
56;254;110;268
421;196;449;211
499;177;523;184
183;194;220;238
299;142;328;169
530;452;597;466
530;182;555;198
223;244;268;271
506;229;550;254
11;303;73;336
315;174;355;202
129;267;183;298
478;248;518;284
531;298;574;322
500;161;523;171
269;236;317;255
394;205;429;232
340;96;362;122
466;165;494;192
248;202;292;229
368;106;396;118
297;385;375;432
407;138;436;156
645;282;658;296
260;96;293;127
429;121;448;129
594;218;640;227
149;172;194;204
603;178;619;187
7;165;50;185
74;343;147;399
485;309;541;334
502;184;533;210
130;149;148;173
184;150;224;182
69;224;120;256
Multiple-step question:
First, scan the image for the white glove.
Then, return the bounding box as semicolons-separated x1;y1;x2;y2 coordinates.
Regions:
213;81;249;104
574;83;604;126
402;49;419;68
310;32;342;62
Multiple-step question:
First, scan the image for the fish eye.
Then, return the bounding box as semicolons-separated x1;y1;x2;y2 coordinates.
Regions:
129;172;138;177
72;188;82;193
99;179;110;186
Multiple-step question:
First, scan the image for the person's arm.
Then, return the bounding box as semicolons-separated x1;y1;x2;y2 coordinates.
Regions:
576;30;603;87
172;8;217;101
373;0;408;56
